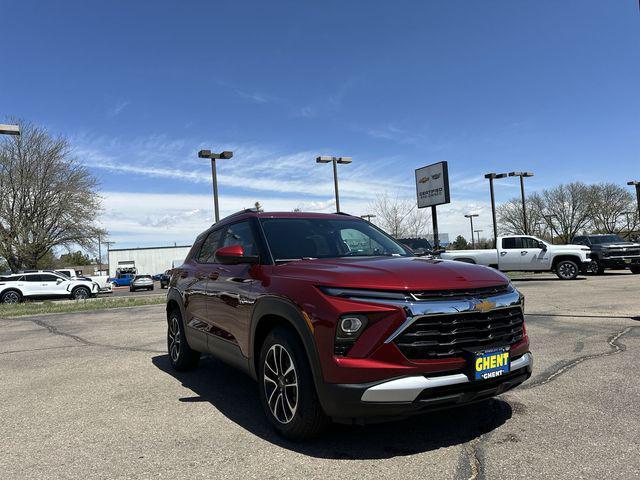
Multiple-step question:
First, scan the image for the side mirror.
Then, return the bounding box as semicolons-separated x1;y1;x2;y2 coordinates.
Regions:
56;278;64;284
214;245;259;265
539;242;547;250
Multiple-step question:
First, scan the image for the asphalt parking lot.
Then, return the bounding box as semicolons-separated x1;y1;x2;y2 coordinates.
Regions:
1;272;638;479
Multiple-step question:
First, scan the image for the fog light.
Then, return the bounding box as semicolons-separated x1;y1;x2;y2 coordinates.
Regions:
340;316;363;333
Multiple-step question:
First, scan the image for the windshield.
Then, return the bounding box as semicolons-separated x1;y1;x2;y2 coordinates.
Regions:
260;218;411;261
589;235;624;244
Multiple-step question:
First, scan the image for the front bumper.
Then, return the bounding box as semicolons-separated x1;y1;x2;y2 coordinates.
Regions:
317;352;533;423
599;256;640;268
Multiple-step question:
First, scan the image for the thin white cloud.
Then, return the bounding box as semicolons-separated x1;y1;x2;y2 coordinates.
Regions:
107;100;130;118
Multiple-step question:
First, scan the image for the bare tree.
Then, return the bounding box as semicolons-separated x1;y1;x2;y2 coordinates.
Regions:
537;182;593;243
588;183;637;234
497;192;545;236
0;121;104;271
368;193;427;238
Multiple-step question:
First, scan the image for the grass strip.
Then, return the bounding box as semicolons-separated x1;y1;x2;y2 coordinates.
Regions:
0;296;165;318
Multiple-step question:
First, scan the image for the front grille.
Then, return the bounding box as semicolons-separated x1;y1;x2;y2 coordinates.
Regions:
410;284;511;301
607;248;640;257
394;306;524;360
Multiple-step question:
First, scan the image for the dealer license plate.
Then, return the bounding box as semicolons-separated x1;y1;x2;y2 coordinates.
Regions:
474;347;510;380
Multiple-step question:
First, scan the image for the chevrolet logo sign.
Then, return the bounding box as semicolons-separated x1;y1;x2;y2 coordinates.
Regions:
472;299;496;313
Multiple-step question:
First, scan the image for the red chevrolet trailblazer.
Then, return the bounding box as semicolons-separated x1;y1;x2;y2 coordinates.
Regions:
166;210;532;439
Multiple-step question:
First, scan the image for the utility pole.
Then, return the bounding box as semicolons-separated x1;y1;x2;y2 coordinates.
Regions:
316;156;352;213
628;181;640;226
103;241;116;276
464;214;479;248
198;149;234;222
484;173;508;247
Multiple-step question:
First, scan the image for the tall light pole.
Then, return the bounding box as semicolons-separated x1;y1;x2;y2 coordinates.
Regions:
474;229;483;246
198;149;233;223
628;181;640;226
0;124;20;136
484;173;508;247
509;172;534;234
464;214;479;248
316;156;352;213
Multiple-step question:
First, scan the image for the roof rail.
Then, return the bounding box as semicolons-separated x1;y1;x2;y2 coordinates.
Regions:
212;208;258;226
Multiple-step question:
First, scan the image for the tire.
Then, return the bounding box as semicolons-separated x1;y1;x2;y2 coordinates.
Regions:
72;286;90;300
150;286;154;291
130;287;135;292
630;266;640;274
585;260;599;275
167;308;200;371
1;290;22;304
556;260;579;280
258;327;329;440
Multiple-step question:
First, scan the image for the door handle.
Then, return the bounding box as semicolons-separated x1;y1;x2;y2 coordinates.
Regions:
521;251;528;255
500;251;508;256
208;273;219;280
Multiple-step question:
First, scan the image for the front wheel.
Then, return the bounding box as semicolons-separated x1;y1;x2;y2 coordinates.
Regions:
585;260;599;275
258;327;328;440
72;286;90;300
556;260;579;280
167;309;200;370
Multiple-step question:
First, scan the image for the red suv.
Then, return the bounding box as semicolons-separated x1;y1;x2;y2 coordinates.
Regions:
166;210;532;439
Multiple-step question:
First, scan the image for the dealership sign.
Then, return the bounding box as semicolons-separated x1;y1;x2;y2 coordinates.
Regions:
415;161;450;208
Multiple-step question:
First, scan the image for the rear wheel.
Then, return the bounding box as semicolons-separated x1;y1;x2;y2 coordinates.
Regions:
556;260;579;280
72;286;90;300
630;266;640;274
585;260;599;275
1;290;22;304
167;309;200;370
258;327;328;440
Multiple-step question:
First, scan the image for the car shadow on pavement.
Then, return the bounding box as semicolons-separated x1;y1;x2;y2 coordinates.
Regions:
152;354;513;459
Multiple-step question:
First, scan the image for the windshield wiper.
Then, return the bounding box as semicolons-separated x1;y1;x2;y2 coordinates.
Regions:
274;257;317;264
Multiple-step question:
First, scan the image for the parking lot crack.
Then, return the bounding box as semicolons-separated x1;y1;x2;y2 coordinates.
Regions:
13;316;163;354
524;326;637;389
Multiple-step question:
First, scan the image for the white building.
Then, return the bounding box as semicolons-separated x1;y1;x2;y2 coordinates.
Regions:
107;245;192;277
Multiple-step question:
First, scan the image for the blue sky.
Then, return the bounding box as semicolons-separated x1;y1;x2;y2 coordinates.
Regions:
2;0;639;247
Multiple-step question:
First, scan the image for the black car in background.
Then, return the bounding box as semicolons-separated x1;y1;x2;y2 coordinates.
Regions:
160;270;172;289
572;234;640;274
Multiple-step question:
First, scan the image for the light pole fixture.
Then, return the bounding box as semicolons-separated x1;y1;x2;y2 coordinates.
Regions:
199;149;234;222
0;124;20;136
509;172;534;235
464;213;479;248
628;181;640;224
474;229;483;246
361;214;376;222
316;156;352;213
484;173;508;247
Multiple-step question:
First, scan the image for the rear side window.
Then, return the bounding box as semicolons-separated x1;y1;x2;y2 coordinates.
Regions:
197;229;224;263
502;237;521;249
40;274;60;282
24;274;42;282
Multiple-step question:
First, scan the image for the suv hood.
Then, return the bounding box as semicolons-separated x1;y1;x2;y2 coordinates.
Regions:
272;256;509;291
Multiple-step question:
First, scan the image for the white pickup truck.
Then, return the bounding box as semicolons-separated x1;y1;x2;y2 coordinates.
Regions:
55;268;113;293
439;235;592;280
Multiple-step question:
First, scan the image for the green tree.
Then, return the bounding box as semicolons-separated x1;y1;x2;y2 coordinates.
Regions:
450;235;470;250
58;250;93;266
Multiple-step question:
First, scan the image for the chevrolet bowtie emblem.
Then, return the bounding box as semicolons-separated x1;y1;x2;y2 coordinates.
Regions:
473;299;496;313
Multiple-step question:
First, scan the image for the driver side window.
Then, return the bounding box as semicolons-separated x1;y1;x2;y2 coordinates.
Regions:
521;237;541;249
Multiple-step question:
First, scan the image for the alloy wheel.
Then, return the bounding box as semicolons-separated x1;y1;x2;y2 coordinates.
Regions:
558;262;577;279
74;288;89;300
263;344;298;424
3;291;20;304
168;316;181;362
585;260;598;274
